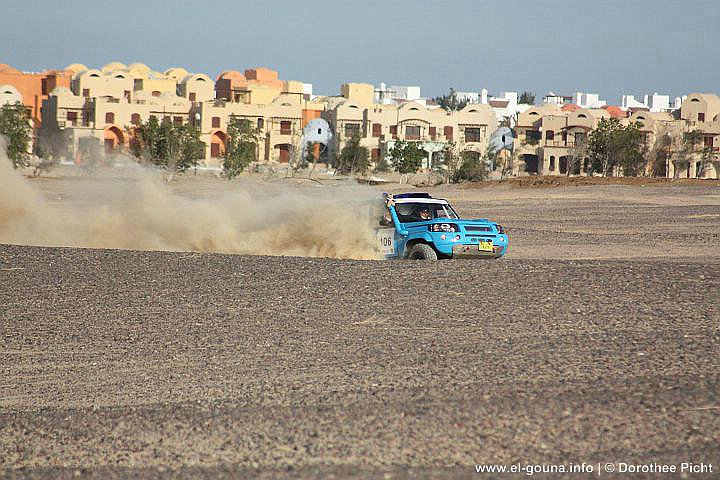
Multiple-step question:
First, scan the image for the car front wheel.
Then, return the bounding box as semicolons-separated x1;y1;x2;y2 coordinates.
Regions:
407;243;438;261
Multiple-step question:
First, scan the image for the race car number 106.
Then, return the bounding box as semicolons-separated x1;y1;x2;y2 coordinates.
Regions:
377;228;395;255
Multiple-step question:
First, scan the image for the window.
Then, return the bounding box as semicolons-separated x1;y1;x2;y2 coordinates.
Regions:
698;113;705;122
257;117;264;129
67;111;78;126
390;125;398;139
163;116;170;123
429;126;436;140
443;126;453;140
173;116;183;126
549;156;555;172
82;88;90;98
189;92;196;102
152;91;161;97
105;112;115;124
577;113;587;118
343;122;360;138
526;130;541;144
372;148;381;161
82;111;90;126
281;120;292;135
212;116;220;128
405;125;421;140
131;113;141;125
545;130;555;141
704;136;714;148
372;123;381;137
465;127;482;143
124;90;130;100
394;202;459;223
574;132;586;144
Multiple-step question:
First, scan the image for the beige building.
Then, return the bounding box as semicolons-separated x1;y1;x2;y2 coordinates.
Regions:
196;90;306;164
674;93;720;179
41;63;314;167
324;83;497;169
513;104;611;175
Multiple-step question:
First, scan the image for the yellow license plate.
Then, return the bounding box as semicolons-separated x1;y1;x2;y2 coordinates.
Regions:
478;240;493;252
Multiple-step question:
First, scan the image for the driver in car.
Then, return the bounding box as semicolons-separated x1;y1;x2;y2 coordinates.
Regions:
418;207;431;221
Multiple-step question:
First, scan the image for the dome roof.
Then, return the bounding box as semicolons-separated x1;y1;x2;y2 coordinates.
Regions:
102;61;127;73
128;62;150;73
0;64;22;74
216;70;246;83
65;63;88;74
182;73;212;84
73;68;103;81
0;84;20;94
164;67;189;80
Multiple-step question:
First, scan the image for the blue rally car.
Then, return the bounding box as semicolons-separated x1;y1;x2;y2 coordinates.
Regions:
376;193;508;260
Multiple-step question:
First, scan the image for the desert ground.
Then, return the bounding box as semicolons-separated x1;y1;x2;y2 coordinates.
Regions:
1;175;719;479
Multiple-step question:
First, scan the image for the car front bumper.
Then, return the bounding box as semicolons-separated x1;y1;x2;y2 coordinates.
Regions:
451;243;506;259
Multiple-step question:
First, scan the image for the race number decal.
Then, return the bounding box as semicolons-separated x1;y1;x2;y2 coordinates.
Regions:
377;228;395;255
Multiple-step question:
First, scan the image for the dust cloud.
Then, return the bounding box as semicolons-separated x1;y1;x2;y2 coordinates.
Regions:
0;143;381;259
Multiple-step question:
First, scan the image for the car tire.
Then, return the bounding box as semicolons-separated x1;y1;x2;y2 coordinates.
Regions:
407;243;438;260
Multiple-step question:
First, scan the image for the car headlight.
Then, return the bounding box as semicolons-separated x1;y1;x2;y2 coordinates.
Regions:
429;223;458;233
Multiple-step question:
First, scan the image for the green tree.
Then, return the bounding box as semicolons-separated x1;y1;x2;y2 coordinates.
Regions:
224;117;259;179
587;117;645;176
432;140;461;184
453;149;489;183
566;136;588;176
373;151;390;173
336;135;370;175
433;88;469;111
518;91;536;105
171;124;205;172
130;116;203;172
0;102;32;168
389;140;425;177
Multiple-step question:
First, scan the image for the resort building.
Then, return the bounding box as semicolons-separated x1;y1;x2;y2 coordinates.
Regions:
324;82;497;169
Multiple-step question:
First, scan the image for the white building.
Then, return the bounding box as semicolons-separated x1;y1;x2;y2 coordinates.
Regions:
373;82;426;105
621;92;682;112
486;91;530;126
455;91;480;103
543;92;573;106
573;92;606;109
302;83;313;98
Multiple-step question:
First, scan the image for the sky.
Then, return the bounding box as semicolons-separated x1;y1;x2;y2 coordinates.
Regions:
1;0;718;104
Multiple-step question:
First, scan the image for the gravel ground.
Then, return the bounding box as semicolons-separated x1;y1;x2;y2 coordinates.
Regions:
1;182;719;479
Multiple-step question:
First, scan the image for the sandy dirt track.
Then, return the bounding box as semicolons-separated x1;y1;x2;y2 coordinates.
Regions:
1;181;719;479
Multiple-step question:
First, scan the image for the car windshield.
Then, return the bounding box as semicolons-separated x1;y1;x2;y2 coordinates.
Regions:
394;202;459;222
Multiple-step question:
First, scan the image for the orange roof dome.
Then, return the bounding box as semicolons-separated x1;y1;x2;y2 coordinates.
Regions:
603;105;627;118
0;64;22;74
561;103;580;112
